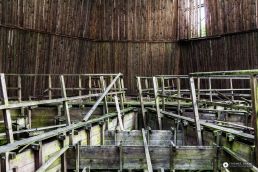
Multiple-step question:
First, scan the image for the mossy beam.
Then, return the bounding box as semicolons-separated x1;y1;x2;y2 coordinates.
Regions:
0;107;134;154
156;94;251;111
146;108;254;141
223;146;258;171
190;69;258;77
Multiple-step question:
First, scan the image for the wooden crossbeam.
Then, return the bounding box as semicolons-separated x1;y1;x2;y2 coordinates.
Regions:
83;73;122;121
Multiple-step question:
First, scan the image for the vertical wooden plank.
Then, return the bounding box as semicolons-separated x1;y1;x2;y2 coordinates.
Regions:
60;75;71;125
75;142;80;172
100;76;109;114
137;77;146;128
208;77;213;102
189;77;203;146
33;142;43;170
142;129;153;172
78;75;82;96
48;75;52;100
1;152;9;172
17;75;22;102
229;78;234;101
177;77;181;116
0;74;14;143
250;75;258;166
161;77;165;111
114;95;124;131
153;77;162;130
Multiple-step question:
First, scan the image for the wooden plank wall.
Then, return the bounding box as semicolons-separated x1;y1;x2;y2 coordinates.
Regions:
179;0;258;39
0;0;179;94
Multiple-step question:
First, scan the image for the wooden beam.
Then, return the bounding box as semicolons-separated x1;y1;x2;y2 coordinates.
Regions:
142;129;153;172
0;74;14;143
100;76;109;114
250;75;258;166
83;73;122;121
60;75;71;125
137;77;146;128
189;77;202;145
32;142;43;170
115;96;124;131
0;107;134;154
153;77;162;130
36;145;69;172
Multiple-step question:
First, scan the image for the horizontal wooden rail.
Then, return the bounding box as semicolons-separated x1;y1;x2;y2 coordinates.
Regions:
0;107;134;154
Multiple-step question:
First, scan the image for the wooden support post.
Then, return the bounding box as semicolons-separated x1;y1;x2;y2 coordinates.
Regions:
197;77;200;100
88;76;92;102
99;120;105;145
76;142;81;172
119;141;123;172
137;77;146;128
115;96;124;131
17;75;22;102
161;77;165;111
153;77;162;130
60;75;71;125
79;75;82;96
121;78;126;102
1;152;9;172
189;77;203;146
48;75;52;100
0;74;14;143
142;129;153;172
118;78;125;111
32;142;43;170
100;76;109;114
230;78;234;101
250;75;258;166
177;77;181;115
36;145;68;172
208;77;213;102
85;125;91;146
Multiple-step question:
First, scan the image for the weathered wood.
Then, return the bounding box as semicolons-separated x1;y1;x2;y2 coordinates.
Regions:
100;76;109;114
33;142;43;170
137;77;146;128
153;77;162;130
83;73;122;121
142;129;153;172
250;75;258;166
114;96;124;131
60;75;71;125
36;145;69;172
0;73;14;143
189;77;202;145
